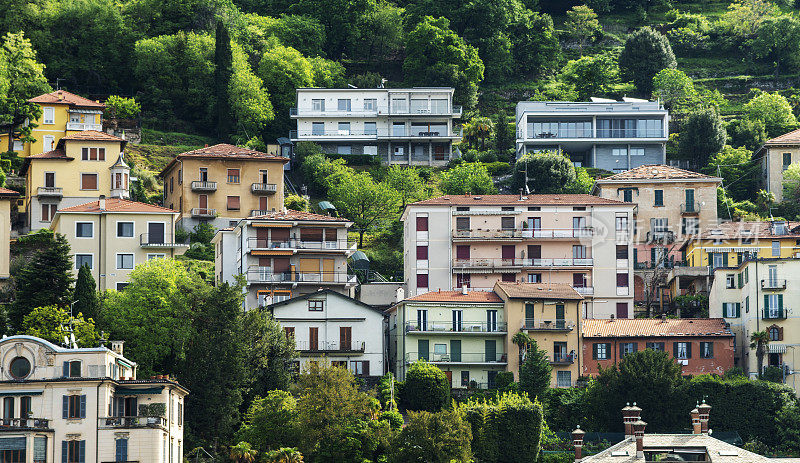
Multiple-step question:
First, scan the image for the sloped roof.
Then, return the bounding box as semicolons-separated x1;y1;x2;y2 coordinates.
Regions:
582;318;732;338
765;128;800;145
161;143;289;175
61;130;124;142
409;194;627;207
595;165;720;182
248;210;350;222
404;290;503;303
28;90;105;108
26;149;70;159
692;220;800;240
495;282;584;300
268;289;386;314
582;434;780;462
0;188;19;197
57;198;177;214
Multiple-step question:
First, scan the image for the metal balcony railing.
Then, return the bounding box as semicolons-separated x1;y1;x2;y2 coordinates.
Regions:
453;257;593;268
761;279;787;290
405;321;507;333
452;227;594;239
246;268;357;285
522;319;575;331
99;416;167;429
0;418;49;429
289;129;460;139
550;352;576;364
190;181;217;191
763;308;788;320
294;340;366;353
139;234;187;248
573;286;594;296
37;186;63;197
646;230;675;243
251;183;277;194
681;203;700;214
248;238;355;251
190;208;216;218
405;352;507;364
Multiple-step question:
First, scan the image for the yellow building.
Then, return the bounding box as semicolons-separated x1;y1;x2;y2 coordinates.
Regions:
755;128;800;203
683;220;800;268
494;282;584;388
50;197;187;292
0;90;105;156
708;257;800;395
0;187;20;280
160;144;289;231
20;130;129;231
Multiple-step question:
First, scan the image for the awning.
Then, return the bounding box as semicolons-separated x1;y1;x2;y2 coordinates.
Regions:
0;390;43;396
251;250;293;256
769;344;787;354
115;386;164;395
252;223;293;228
117;359;134;369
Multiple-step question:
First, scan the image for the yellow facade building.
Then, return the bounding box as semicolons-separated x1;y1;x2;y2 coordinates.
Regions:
495;282;584;388
160;144;289;230
50;197;187;292
0;90;105;156
20;130;129;232
0;187;19;280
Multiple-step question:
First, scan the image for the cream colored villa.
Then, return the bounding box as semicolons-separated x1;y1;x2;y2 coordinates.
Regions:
755;128;800;202
0;334;187;463
50;197;187;292
0;188;19;281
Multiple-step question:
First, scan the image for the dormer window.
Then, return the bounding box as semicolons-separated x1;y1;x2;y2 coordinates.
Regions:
63;360;81;378
9;357;31;379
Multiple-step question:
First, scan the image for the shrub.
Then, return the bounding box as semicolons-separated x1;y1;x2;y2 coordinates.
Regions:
284;194;308;211
388;409;472;463
494;372;514;390
378;372;399;410
762;366;785;383
379;410;404;430
401;361;451;412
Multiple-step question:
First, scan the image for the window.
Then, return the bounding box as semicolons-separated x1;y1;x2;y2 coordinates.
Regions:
43;107;54;124
41;204;58;223
227;196;240;210
784;152;792;170
364;99;377;111
528;273;542;283
364;122;377;135
308;300;324;311
772;241;780;257
337;99;351;111
416;215;428;231
9;357;30;379
723;302;740;318
80;173;98;190
682;217;699;235
452;309;463;331
338;122;350;135
391;98;407;113
556;371;572;388
611;147;627;156
75;254;93;270
63;440;85;463
416;245;428;260
12;140;22;151
461;371;469;387
416;273;429;289
616;272;629;288
501;217;515;230
621;342;637;356
654;190;663;206
116;438;128;462
312;122;324;135
769;326;781;341
593;343;610;360
227;169;240;183
337;145;351;155
646;342;665;351
616;245;628;259
116;222;134;238
75;222;93;238
700;342;714;359
363;145;378;156
43;135;55;152
116;283;129;291
116;254;134;270
392;122;405;136
726;274;735;289
81;147;105;161
674;342;690;359
572;245;587;259
312;99;325;111
147;254;165;261
350;361;369;376
417;309;428;331
630;146;645;156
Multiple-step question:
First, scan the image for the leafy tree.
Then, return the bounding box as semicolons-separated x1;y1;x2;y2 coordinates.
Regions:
751;15;800;77
384;166;428;208
721;0;780;37
214;21;233;141
103;95;141;120
353;2;405;66
0;31;50;152
122;0;236;37
284;194;309;211
463;116;494;150
439;162;497;195
290;0;377;58
402;361;451;412
519;339;551;401
618;27;676;95
560;53;618;100
679;108;726;168
228;42;273;142
257;41;314;140
264;448;304;463
510;11;561;78
652;69;696;111
744;91;798;138
72;264;99;322
727;117;767;151
564;5;600;55
388;409;472;463
22;305;99;348
236;390;301;453
750;330;769;379
494;113;515;152
329;171;400;247
242;13;326;58
703;145;757;202
11;231;73;330
514;151;576;194
756;189;775;212
242;307;297;399
230;442;258;463
404;16;484;108
512;332;533;364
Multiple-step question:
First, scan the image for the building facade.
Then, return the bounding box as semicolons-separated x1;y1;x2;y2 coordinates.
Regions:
0;90;105;158
495;282;584;388
581;318;734;377
0;188;19;281
160;144;289;231
50;198;187;292
515;100;669;172
401;194;636;319
290;88;462;166
213;210;357;308
755;128;800;203
0;335;187;463
709;257;800;394
20;131;129;232
387;290;508;389
269;290;385;378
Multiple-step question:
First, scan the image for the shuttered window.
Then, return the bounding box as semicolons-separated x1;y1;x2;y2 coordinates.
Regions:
62;395;86;419
226;196;240;210
115;439;128;462
80;174;98;190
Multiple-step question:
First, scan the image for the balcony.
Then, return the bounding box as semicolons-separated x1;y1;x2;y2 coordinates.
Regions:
246;268;357;285
99;416;167;429
452;227;594;240
452;257;593;269
761;279;787;290
37;186;63;197
763;308;788;320
139;233;188;248
67;122;103;131
190;181;217;192
190;208;216;218
250;209;270;217
550;352;575;365
405;352;507;365
573;286;594;296
251;183;277;195
0;418;50;431
289;129;461;140
248;238;356;252
405;321;507;334
681;203;700;215
646;230;675;244
522;319;575;331
295;340;365;354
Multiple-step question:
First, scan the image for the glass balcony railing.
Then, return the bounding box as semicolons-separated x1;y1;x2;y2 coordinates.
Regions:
405;321;507;333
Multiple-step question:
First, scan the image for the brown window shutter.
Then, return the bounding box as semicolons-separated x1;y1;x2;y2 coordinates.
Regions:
363;361;370;376
227;196;240;210
779;327;784;341
41;204;50;221
98;148;105;161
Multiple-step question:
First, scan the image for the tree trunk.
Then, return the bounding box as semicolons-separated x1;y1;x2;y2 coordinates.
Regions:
757;344;764;378
7;127;13;153
358;229;365;249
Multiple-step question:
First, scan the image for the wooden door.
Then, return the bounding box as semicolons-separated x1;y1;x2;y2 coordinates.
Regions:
259;197;268;211
299;258;320;280
309;327;319;351
502;245;515;264
199;194;208;211
322;258;335;282
340;327;352;351
256;228;268;248
444;371;453;386
456;245;470;260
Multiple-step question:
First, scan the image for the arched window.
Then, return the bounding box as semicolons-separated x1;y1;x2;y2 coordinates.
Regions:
769;326;781;341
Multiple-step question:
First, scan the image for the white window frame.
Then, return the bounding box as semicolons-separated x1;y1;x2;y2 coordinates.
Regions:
43;107;55;124
596;343;608;360
725;274;735;289
80;172;99;191
146;253;166;261
337;145;351;155
75;221;94;239
311;99;325;111
337;99;351;111
311;122;324;136
75;254;94;270
363;99;377;111
363;145;378;156
43;135;55;151
676;342;689;359
12;140;23;151
772;241;780;257
116;221;135;238
116;253;135;270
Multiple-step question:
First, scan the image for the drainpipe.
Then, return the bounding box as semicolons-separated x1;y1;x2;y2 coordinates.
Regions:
96;381;102;463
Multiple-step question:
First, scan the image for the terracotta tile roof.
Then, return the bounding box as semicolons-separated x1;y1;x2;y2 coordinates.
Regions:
25;149;70;159
161;143;289;175
61;130;124;142
495;282;583;300
595;165;720;182
693;220;800;240
582;318;732;338
583;434;776;462
405;290;503;303
248;210;351;222
28;90;105;108
409;194;628;207
58;198;177;214
0;188;19;197
766;128;800;145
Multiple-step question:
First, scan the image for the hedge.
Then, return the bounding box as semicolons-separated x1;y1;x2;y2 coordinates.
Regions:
401;361;451;412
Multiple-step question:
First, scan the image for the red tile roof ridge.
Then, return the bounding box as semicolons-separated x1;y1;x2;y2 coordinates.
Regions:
247;209;350;222
596;164;719;181
405;290;503;303
58;198;177;214
409;194;628;206
28;90;105;108
582;318;732;337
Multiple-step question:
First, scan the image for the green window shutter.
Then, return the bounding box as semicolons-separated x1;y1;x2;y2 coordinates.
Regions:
735;303;741;318
673;342;679;358
779;294;784;310
485;340;497;362
686;343;692;359
765;295;770;314
450;340;461;362
738;273;743;288
418;340;429;361
723;253;728;267
592;344;598;360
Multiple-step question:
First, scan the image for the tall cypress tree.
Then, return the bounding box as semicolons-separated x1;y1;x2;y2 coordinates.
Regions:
214;21;233;141
73;264;99;322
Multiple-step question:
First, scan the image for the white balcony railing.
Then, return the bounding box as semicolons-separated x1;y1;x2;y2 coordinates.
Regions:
453;258;593;268
67;122;103;131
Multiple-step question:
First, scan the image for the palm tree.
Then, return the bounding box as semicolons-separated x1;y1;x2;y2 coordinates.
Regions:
265;448;304;463
464;116;495;150
229;442;257;463
750;331;770;378
512;332;533;365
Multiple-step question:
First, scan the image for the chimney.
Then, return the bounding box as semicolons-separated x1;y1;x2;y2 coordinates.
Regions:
98;195;106;211
519;188;524;201
572;426;585;462
110;340;124;356
462;284;468;295
633;419;647;458
690;404;701;434
698;400;711;435
622;403;633;437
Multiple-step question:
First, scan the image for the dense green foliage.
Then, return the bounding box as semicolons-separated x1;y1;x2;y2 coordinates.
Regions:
22;305;99;347
72;264;100;322
388;409;473;463
401;361;452;412
519;339;552;401
618;27;676;94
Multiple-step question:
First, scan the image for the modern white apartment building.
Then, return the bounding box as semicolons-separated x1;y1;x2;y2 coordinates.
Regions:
0;335;187;463
269;290;385;378
515;100;669;172
290;87;462;166
401;194;636;319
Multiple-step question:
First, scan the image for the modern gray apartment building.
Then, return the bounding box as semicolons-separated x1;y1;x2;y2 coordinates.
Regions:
515;99;669;173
